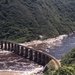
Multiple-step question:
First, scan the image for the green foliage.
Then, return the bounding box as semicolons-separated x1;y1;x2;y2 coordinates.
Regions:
0;0;75;42
61;48;75;65
44;60;56;75
53;48;75;75
44;47;75;75
53;65;75;75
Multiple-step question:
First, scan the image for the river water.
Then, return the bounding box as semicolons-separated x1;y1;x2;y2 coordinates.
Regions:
0;50;43;75
49;34;75;59
0;34;75;75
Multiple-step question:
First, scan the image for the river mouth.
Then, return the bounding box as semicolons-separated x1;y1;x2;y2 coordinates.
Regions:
0;50;43;75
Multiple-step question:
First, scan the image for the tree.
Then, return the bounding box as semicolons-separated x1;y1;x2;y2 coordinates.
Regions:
53;66;75;75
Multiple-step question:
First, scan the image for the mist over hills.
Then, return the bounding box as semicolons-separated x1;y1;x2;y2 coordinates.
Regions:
0;0;75;42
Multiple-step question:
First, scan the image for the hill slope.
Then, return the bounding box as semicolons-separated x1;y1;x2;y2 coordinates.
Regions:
52;48;75;75
0;0;75;42
44;47;75;75
61;48;75;65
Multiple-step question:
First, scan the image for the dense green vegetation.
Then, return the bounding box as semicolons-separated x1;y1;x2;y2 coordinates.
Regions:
44;64;75;75
53;48;75;75
0;0;75;42
44;48;75;75
61;48;75;65
44;60;56;75
53;65;75;75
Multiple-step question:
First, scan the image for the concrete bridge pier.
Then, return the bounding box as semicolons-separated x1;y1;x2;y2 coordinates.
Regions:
8;42;11;51
28;49;30;59
47;57;51;64
22;47;26;56
11;43;14;51
29;49;33;60
0;41;1;49
24;48;28;58
38;52;42;65
12;44;16;53
1;41;3;50
41;54;46;66
18;45;21;54
5;41;7;50
20;46;24;56
34;51;38;63
15;44;19;54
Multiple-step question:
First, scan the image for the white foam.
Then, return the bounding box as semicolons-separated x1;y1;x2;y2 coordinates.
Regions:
21;66;43;75
20;34;67;51
0;66;43;75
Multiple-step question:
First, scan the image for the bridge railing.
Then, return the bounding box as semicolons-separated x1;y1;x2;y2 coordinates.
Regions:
0;40;61;67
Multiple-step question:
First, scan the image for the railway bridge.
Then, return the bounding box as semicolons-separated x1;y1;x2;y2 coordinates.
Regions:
0;40;61;68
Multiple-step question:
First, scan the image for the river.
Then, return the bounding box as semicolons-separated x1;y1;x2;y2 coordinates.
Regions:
22;34;75;59
0;50;43;75
49;34;75;59
0;34;75;75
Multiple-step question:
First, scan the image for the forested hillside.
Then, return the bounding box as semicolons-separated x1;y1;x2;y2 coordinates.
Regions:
61;48;75;65
44;48;75;75
0;0;75;42
53;48;75;75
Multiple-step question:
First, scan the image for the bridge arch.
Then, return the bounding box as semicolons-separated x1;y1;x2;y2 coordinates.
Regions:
0;40;61;68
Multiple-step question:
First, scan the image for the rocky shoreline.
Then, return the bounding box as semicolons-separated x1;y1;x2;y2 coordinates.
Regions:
20;35;67;52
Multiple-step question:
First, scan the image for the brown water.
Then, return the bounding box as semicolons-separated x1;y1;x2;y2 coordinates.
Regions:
0;50;43;75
